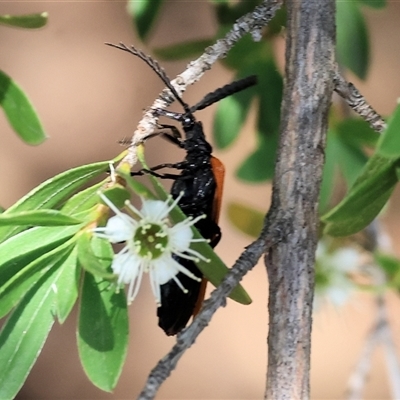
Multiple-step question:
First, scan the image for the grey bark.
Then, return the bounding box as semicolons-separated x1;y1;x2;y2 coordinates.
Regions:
265;1;336;398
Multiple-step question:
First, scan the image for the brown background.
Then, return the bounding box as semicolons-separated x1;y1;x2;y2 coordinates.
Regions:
0;1;399;399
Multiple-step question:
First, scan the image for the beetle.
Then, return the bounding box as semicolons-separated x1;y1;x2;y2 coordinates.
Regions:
107;43;257;335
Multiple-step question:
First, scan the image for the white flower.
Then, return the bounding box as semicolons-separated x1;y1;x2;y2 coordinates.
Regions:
93;192;208;305
314;242;360;308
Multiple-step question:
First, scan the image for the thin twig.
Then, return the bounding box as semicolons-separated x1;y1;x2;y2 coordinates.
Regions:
138;231;271;400
109;0;283;168
381;306;400;399
346;292;400;400
347;223;400;399
346;295;385;400
334;70;386;133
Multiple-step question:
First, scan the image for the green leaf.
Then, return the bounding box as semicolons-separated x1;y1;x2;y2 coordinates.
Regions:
0;160;109;242
54;246;80;323
215;0;261;26
336;117;379;148
374;252;400;284
319;131;338;212
227;202;264;238
127;0;163;41
153;39;214;61
266;6;287;36
101;185;131;209
377;103;400;158
336;1;369;79
236;56;282;182
0;264;63;400
117;169;156;200
222;34;265;70
77;232;115;279
0;209;81;226
257;58;283;138
0;12;48;28
0;240;75;319
0;225;81;298
61;180;105;215
319;120;378;212
236;133;277;182
0;70;46;144
359;0;386;9
332;132;369;187
322;153;398;236
78;272;128;391
213;67;258;149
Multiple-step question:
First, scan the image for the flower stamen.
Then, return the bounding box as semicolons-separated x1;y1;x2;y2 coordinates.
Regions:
93;192;209;306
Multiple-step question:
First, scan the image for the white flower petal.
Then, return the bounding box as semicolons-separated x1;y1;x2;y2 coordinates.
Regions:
169;223;193;251
96;215;136;243
329;248;360;273
112;249;140;283
151;255;180;285
141;199;169;221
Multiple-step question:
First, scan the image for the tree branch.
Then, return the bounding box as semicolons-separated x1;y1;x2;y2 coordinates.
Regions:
334;71;386;133
115;0;283;168
138;229;273;400
264;1;336;398
346;294;400;400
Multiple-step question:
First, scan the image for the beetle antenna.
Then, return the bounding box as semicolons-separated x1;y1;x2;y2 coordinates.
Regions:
105;42;190;113
190;75;258;113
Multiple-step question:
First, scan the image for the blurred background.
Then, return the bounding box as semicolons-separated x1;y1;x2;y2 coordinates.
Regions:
0;1;399;399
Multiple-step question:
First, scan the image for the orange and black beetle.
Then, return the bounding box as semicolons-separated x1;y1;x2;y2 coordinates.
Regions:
109;43;256;335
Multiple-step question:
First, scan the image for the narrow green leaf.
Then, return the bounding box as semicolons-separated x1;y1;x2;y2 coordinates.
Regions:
91;235;115;266
236;56;282;182
257;58;283;140
0;265;61;400
359;0;386;9
0;70;46;144
322;154;398;236
222;34;265;70
319;131;339;212
227;202;264;238
78;272;128;391
153;39;214;61
117;169;156;199
374;252;400;283
0;12;48;28
213;67;257;149
0;209;81;226
334;134;369;187
336;1;369;79
266;6;287;36
101;185;131;209
336;117;379;148
54;246;80;323
0;160;109;242
215;0;262;27
61;180;105;215
77;232;115;279
0;240;75;318
236;134;277;182
0;225;81;294
377;103;400;157
5;161;109;213
127;0;163;41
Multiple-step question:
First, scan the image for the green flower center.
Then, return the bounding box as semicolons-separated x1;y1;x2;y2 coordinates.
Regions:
133;222;169;259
